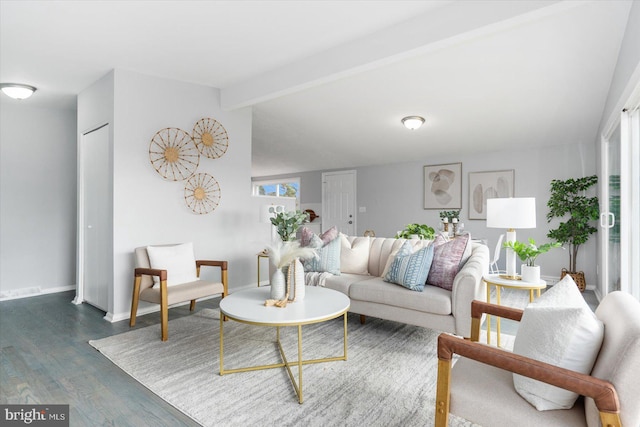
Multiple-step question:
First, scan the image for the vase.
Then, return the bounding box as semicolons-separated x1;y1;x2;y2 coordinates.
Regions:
287;258;306;301
270;268;286;300
521;265;541;284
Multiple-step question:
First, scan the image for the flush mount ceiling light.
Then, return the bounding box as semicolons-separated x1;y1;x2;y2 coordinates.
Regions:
401;116;425;130
0;83;37;100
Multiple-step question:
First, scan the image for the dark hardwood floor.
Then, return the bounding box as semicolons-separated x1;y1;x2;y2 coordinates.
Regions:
0;290;221;426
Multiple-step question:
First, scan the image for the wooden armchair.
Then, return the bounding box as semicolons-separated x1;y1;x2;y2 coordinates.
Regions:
130;244;228;341
435;292;640;427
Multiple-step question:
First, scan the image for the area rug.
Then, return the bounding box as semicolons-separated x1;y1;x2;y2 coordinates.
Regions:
90;296;523;427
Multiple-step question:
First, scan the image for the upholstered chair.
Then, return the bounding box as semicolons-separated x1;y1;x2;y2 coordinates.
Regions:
435;291;639;427
130;243;228;341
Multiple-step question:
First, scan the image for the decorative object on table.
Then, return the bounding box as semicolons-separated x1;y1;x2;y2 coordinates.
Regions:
395;223;435;240
264;241;316;304
270;210;309;242
503;238;561;284
192;117;228;159
287;257;306;301
439;210;461;237
486;197;536;279
363;229;376;237
149;127;200;181
424;163;462;209
468;169;514;219
303;209;318;222
546;175;599;291
184;173;221;214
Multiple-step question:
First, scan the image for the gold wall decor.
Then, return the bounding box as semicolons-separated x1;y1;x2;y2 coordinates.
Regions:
149;127;200;181
184;173;221;214
192;118;228;159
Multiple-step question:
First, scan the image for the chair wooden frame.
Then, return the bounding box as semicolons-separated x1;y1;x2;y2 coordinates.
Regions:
130;260;228;341
435;300;622;427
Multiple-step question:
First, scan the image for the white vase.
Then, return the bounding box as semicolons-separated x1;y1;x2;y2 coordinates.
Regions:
270;268;286;300
521;265;541;284
287;258;305;301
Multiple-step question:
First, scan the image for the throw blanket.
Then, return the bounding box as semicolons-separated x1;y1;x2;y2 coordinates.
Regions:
305;271;332;287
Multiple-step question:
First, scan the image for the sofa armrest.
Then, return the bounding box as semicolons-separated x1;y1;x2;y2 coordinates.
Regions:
450;244;489;338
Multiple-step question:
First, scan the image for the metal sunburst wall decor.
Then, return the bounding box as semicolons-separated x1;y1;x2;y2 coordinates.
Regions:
192;117;228;159
184;173;221;214
149;127;200;181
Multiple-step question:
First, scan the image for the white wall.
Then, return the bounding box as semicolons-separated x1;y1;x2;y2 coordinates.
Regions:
102;69;266;320
0;103;77;298
254;141;598;285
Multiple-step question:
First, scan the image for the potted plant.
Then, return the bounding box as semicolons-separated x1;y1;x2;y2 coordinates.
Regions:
503;238;561;283
439;210;462;235
546;175;599;291
395;223;435;240
270;210;308;242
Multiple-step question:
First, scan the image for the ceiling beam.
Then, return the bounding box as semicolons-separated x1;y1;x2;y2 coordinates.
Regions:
221;0;576;110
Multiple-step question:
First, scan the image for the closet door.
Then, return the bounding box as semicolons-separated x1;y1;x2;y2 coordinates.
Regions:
81;124;110;311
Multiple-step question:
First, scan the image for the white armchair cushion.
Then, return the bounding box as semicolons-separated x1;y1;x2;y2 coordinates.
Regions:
513;275;604;410
146;242;199;287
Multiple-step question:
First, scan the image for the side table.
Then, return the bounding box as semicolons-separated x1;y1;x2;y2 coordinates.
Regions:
257;252;269;286
483;274;546;347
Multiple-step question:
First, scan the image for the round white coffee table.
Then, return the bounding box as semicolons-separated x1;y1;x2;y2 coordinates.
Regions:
219;286;350;403
483;274;546;347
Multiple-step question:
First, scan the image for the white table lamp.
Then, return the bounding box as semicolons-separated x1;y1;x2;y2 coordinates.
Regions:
486;197;536;279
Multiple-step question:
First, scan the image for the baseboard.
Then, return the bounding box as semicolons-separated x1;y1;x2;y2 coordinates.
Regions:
0;285;76;302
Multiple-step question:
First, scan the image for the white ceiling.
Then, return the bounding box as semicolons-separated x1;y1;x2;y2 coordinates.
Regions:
1;1;632;176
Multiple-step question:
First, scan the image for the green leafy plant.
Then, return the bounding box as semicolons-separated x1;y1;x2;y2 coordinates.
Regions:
270;210;308;242
439;210;461;221
395;223;435;240
546;175;599;272
503;238;561;267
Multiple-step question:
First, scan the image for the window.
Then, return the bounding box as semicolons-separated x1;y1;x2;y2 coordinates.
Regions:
252;178;300;207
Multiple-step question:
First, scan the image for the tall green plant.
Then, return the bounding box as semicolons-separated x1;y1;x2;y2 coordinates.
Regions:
546;175;599;272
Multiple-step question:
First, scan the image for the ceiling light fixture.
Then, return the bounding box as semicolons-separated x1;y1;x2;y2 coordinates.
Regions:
401;116;425;130
0;83;37;100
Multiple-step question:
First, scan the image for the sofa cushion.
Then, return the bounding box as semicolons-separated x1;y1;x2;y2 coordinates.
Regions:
303;233;341;275
340;234;370;275
349;277;452;315
146;242;198;287
379;238;431;278
384;242;434;291
323;273;373;295
427;234;470;291
513;275;604;411
301;225;338;247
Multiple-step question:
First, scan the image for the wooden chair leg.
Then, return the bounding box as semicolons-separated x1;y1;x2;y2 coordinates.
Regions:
360;314;366;324
130;276;141;327
435;358;452;427
160;280;169;341
190;300;196;311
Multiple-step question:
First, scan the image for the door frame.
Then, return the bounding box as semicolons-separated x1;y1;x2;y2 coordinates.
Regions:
73;122;113;319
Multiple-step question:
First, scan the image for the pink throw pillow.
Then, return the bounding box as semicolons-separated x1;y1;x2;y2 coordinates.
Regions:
300;226;338;247
426;234;470;291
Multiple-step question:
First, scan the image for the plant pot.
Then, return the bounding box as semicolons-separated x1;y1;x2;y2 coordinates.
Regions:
561;269;586;292
521;265;541;284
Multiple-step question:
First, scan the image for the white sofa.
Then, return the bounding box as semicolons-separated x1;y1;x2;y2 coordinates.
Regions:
320;235;490;338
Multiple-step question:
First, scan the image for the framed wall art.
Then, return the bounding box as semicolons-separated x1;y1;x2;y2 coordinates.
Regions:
468;169;514;219
423;163;462;210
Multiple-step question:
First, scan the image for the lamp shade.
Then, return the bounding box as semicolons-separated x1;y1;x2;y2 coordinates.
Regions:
486;197;536;229
0;83;37;100
401;116;425;130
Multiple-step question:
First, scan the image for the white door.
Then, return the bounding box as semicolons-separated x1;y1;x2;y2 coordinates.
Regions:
82;124;110;311
322;171;356;235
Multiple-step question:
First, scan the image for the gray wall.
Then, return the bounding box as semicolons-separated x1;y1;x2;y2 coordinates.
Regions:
1;103;77;298
254;140;598;285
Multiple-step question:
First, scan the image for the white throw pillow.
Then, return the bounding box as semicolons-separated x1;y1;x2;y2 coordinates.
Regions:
512;275;604;410
146;242;199;287
339;234;370;275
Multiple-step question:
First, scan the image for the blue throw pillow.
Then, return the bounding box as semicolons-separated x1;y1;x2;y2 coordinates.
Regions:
384;243;434;291
303;234;341;275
